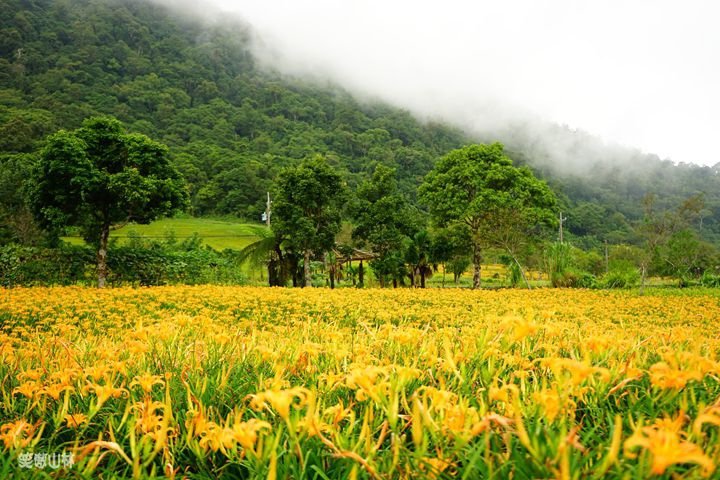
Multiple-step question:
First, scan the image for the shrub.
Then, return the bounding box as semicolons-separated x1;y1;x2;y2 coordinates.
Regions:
0;244;94;286
0;239;247;287
601;262;640;289
551;268;597;288
700;271;720;287
546;242;571;286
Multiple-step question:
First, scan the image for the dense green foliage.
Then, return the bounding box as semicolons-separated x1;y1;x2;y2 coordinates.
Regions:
0;234;246;287
350;165;420;286
31;117;187;238
272;156;347;286
4;0;720;244
30;116;187;286
420;144;557;288
0;152;40;245
0;0;466;224
508;126;720;245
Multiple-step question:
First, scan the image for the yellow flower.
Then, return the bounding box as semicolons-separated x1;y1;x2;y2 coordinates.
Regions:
64;413;88;428
84;381;128;405
540;358;611;386
248;387;310;421
489;383;519;404
18;368;43;382
84;364;110;380
417;386;457;409
0;419;42;449
185;407;210;438
12;381;39;399
345;366;390;403
323;400;352;428
694;406;720;436
133;398;171;443
512;318;539;341
130;373;165;393
422;455;454;479
442;404;478;434
533;389;575;422
42;383;74;400
198;423;235;452
232;418;271;451
624;414;714;476
649;362;702;390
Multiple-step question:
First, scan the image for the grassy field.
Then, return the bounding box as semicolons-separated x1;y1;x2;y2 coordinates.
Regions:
3;286;720;478
62;217;263;251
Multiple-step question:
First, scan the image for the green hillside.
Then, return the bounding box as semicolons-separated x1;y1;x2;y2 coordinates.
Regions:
62;217;264;251
0;0;466;222
2;0;720;248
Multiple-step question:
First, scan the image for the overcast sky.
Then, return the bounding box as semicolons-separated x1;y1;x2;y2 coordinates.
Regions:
207;0;719;166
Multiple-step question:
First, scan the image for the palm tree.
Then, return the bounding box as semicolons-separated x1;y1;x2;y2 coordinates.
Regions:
405;230;435;288
237;226;289;286
324;250;344;289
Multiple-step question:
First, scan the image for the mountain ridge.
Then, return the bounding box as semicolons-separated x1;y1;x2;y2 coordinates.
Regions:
2;0;720;245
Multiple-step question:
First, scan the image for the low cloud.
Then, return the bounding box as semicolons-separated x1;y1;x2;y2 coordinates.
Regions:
155;0;720;169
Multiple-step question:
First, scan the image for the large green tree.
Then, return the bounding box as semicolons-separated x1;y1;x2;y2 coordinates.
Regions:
30;116;188;287
419;143;556;289
638;193;711;289
349;164;419;287
0;153;43;245
657;229;715;287
431;225;471;286
272;156;347;287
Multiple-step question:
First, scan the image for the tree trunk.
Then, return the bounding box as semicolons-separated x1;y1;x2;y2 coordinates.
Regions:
269;248;283;287
358;260;364;287
442;265;446;288
472;242;482;289
291;255;299;287
640;264;646;295
304;250;312;287
268;258;276;286
330;268;335;289
323;253;328;287
97;223;110;288
420;270;426;288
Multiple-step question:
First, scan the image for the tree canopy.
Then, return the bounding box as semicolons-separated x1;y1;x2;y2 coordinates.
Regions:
30;116;187;286
272;156;347;287
349;164;420;286
420;143;557;288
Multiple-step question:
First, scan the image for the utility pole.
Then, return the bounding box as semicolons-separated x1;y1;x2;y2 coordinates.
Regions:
559;212;567;243
604;240;609;273
264;192;272;227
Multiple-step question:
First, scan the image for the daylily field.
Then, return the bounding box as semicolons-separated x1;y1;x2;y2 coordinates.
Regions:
2;286;720;479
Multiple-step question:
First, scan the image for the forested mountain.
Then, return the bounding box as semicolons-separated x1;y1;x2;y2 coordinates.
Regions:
2;0;720;246
0;0;467;219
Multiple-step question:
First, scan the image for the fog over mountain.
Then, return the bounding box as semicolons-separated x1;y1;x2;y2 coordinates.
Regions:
5;0;720;246
159;0;720;171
